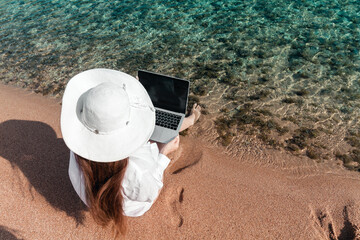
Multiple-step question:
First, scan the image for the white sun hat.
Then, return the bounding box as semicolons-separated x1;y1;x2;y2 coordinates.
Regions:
60;68;155;162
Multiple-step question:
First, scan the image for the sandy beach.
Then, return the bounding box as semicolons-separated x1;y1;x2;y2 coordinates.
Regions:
1;83;360;240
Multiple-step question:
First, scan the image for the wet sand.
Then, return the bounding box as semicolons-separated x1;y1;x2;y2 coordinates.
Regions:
1;83;360;240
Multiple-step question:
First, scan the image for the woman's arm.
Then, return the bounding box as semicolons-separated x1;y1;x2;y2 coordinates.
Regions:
152;135;180;157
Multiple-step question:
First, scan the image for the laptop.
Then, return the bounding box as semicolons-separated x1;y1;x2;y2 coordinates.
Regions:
138;70;190;143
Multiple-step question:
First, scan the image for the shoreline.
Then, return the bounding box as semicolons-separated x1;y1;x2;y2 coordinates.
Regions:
3;79;359;173
1;83;360;239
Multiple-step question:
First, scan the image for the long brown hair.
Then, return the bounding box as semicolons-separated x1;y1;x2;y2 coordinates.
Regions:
75;154;128;237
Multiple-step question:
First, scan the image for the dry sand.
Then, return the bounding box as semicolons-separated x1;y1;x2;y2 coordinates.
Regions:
1;83;360;240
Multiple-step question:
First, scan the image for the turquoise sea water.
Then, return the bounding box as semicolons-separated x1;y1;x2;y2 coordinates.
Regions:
0;0;359;166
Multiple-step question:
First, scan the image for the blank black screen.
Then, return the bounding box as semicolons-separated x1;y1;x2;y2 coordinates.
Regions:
138;70;189;113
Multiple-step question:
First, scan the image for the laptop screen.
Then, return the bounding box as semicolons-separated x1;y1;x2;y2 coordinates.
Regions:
138;70;189;114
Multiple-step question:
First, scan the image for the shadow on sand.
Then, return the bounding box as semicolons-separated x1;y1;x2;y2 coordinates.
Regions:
0;120;86;225
0;225;22;240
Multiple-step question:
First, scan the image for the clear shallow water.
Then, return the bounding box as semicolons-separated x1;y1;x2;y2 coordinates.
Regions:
0;0;359;166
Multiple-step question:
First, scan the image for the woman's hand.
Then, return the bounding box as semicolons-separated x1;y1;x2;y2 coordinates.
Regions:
158;135;180;157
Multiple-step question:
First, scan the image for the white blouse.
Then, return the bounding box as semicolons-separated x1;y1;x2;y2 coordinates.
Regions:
68;142;171;217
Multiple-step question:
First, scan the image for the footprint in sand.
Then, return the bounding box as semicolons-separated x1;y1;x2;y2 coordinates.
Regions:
311;208;337;240
310;205;360;240
166;187;185;227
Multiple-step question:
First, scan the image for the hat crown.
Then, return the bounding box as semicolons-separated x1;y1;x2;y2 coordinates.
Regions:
81;82;130;134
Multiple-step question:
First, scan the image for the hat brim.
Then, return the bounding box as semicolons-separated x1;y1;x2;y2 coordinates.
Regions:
61;69;155;162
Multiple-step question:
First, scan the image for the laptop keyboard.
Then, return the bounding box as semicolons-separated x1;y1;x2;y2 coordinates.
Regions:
156;110;181;130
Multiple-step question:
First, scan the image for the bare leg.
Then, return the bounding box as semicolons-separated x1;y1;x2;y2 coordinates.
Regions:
152;103;200;147
150;104;201;155
179;103;201;132
151;104;201;151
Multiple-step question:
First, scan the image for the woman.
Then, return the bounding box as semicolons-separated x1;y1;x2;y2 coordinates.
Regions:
60;69;200;236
